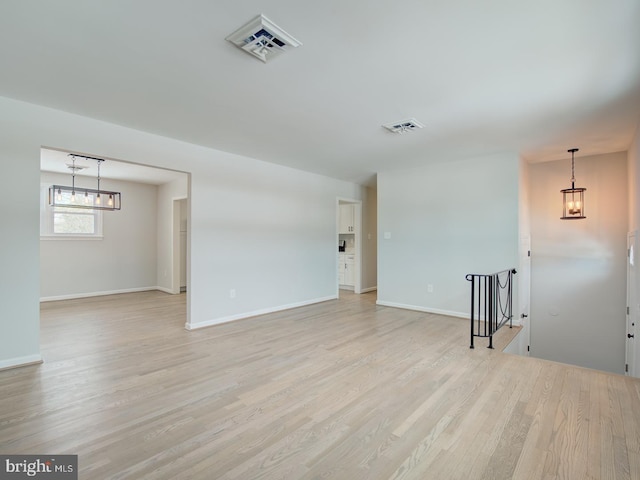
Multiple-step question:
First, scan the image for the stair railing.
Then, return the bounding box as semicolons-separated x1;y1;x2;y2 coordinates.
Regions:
466;268;516;349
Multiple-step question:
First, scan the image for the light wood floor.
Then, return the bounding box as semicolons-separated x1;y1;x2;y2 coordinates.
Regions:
1;291;639;479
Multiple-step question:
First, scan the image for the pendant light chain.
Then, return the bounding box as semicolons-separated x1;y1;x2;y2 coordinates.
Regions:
96;159;102;205
71;155;76;203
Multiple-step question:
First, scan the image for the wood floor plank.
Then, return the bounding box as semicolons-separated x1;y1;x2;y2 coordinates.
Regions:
0;290;638;479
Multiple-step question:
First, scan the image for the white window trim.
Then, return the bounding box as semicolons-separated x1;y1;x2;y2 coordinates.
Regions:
40;184;104;240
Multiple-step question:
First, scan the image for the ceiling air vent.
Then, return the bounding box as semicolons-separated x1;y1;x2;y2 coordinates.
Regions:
226;14;302;63
382;118;424;134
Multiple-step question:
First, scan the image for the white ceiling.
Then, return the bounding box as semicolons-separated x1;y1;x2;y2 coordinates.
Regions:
2;1;640;186
40;148;187;185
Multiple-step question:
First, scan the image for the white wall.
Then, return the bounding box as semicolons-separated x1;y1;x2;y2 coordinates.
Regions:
156;177;188;293
190;163;361;326
40;172;158;299
0;95;363;369
529;152;628;373
377;153;519;317
0;139;40;369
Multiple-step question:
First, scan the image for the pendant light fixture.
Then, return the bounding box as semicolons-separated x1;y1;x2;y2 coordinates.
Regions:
49;154;121;211
560;148;586;220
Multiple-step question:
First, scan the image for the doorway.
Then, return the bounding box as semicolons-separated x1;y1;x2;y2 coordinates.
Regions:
39;147;189;321
173;198;188;294
337;199;362;295
517;235;531;356
626;230;638;377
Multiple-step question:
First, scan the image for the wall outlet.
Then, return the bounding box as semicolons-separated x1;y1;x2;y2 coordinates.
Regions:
427;284;434;293
230;289;236;299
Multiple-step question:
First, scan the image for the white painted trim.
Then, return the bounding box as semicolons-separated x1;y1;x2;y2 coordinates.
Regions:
156;286;175;295
376;300;522;325
360;286;377;293
40;286;165;302
40;235;104;241
376;300;468;319
502;327;526;354
185;295;337;330
0;354;43;371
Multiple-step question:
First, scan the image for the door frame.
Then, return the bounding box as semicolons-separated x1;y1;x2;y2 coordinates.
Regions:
626;230;638;377
519;235;531;356
172;197;188;295
336;198;362;295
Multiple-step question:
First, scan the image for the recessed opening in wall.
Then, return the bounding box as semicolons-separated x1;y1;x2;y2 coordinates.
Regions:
39;147;190;330
337;198;362;297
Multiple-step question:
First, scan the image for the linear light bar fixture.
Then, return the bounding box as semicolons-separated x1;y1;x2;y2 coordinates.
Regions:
49;154;121;211
226;14;302;63
383;118;424;134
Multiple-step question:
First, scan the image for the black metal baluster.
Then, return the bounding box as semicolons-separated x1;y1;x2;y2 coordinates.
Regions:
469;275;475;349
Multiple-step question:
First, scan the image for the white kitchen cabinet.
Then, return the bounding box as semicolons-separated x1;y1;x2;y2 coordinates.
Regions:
339;204;355;233
344;254;355;286
339;253;355;287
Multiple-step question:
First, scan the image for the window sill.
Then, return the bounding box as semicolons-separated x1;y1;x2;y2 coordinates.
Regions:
40;235;104;241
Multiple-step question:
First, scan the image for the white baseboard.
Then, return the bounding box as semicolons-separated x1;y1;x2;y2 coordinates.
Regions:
40;286;165;302
0;354;43;371
375;300;468;319
360;286;377;293
186;295;338;330
156;286;177;295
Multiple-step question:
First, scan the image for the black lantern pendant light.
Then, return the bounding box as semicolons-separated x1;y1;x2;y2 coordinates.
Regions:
560;148;586;220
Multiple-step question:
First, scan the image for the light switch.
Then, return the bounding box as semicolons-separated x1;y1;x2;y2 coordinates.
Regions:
384;232;391;239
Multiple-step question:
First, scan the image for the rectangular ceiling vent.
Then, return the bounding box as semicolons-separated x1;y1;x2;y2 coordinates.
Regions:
383;118;425;134
226;14;302;63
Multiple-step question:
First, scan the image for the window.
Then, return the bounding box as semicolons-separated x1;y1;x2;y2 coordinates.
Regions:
41;185;103;239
